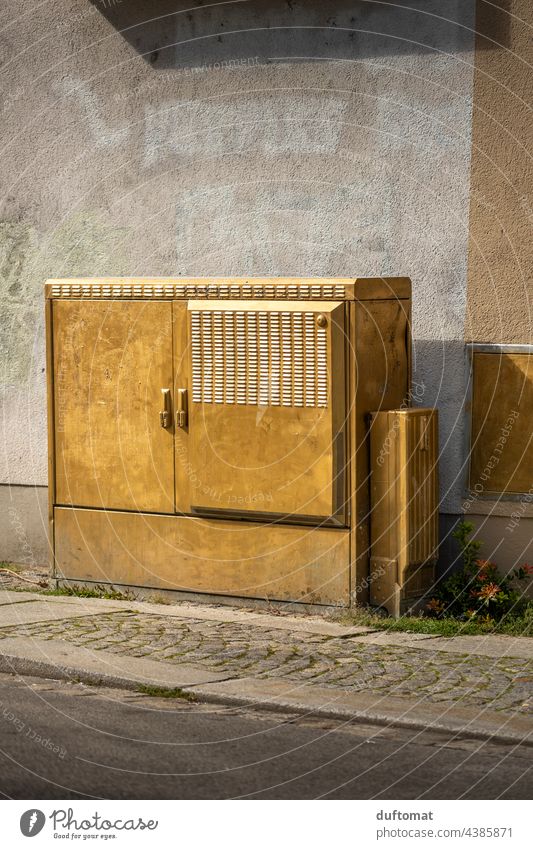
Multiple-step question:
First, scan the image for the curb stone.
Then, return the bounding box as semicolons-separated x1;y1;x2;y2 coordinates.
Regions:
0;638;530;747
0;637;230;690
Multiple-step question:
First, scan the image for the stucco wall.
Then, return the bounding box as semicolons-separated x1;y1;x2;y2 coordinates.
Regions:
466;0;532;344
1;1;478;564
462;0;533;575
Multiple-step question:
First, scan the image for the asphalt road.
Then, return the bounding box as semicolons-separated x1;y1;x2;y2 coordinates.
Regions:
0;674;530;799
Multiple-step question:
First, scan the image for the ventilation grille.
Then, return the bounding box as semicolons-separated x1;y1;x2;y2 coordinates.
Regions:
48;281;347;300
191;310;328;408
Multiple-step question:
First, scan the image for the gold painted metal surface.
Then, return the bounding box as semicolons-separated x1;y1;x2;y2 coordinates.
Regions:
54;507;351;606
469;352;533;495
45;276;411;303
173;300;192;514
369;408;439;617
53;300;175;513
187;300;346;522
351;298;411;603
46;277;413;607
45;298;56;574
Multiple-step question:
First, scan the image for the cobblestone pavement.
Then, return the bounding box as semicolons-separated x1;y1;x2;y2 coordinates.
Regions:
1;611;531;715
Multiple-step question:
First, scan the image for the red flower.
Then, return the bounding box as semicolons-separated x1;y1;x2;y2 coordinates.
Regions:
476;583;501;601
476;559;495;582
427;598;445;614
522;563;533;575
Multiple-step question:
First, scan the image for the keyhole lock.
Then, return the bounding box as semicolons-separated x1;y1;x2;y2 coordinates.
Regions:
316;313;328;328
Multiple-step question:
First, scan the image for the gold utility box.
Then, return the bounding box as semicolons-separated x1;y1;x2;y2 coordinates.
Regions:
46;277;422;608
369;408;439;617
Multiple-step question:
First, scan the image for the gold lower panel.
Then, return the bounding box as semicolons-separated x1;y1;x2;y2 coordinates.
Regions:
54;508;351;606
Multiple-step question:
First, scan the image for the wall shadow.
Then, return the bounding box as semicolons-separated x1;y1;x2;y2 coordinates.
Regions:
410;337;470;577
90;0;504;70
475;0;512;51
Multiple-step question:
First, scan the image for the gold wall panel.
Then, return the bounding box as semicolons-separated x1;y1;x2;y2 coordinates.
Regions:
53;300;175;513
54;507;350;606
186;301;346;522
469;352;533;495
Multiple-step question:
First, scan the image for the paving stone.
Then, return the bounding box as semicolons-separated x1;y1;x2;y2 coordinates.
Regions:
0;610;530;715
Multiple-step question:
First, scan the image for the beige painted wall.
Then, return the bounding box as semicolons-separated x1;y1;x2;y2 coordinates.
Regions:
465;0;533;578
466;0;533;343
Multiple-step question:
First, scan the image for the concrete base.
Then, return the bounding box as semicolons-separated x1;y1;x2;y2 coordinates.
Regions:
438;510;533;598
468;513;533;581
0;484;49;566
55;577;343;616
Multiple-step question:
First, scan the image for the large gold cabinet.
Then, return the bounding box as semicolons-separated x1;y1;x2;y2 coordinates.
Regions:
46;277;411;607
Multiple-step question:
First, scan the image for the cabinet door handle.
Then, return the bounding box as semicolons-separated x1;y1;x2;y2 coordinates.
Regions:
176;388;188;429
159;388;171;428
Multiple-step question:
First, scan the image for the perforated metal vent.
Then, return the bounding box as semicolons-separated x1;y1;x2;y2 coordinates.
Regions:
48;281;347;300
191;309;328;408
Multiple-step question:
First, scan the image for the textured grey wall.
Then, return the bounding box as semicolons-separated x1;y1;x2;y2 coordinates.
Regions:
0;1;476;560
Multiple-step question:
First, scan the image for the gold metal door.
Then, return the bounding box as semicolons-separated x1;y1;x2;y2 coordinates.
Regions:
53;300;174;513
185;300;346;523
369;408;439;617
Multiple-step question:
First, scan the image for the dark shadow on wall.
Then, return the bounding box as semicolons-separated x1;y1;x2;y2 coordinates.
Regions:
90;0;508;70
438;513;463;579
410;337;470;578
475;0;512;50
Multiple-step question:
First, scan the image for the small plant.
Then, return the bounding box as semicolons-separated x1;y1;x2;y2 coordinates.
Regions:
137;684;196;701
44;584;134;601
148;593;172;605
426;521;533;622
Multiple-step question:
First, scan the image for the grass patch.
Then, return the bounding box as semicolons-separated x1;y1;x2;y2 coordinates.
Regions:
136;684;196;701
147;593;172;605
43;584;134;601
0;561;23;574
334;604;533;637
